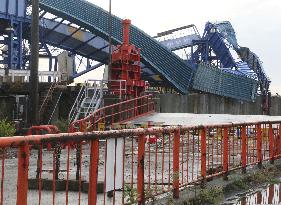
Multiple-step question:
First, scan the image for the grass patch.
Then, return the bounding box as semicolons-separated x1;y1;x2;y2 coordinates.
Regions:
187;186;223;205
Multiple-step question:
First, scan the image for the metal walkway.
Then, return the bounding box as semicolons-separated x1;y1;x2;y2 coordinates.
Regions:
38;0;194;94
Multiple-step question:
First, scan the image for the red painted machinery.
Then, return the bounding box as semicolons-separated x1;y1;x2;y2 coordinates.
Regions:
110;19;145;98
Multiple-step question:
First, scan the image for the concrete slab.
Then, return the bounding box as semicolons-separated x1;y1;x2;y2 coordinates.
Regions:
125;113;281;126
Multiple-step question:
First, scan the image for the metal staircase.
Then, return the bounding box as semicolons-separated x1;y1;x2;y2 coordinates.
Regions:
39;80;64;124
69;80;126;123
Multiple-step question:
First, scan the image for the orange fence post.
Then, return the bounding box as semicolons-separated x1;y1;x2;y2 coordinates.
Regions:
16;144;30;205
173;129;180;199
269;124;274;164
241;126;247;173
279;123;281;157
257;124;262;168
201;127;207;181
223;127;229;180
137;135;145;205
88;139;99;205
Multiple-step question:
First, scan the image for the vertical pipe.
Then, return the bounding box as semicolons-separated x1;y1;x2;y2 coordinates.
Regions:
16;145;30;205
173;129;180;199
137;135;145;205
29;0;39;125
241;126;247;173
257;124;262;168
223;127;229;180
201;127;207;181
122;19;131;45
269;124;274;164
88;140;99;205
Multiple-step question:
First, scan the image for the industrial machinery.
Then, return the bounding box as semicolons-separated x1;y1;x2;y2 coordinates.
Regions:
111;19;145;98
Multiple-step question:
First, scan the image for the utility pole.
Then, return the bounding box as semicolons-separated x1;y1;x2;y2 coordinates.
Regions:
29;0;39;125
108;0;112;80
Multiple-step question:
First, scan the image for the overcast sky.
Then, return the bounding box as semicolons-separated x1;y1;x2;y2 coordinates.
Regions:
88;0;281;94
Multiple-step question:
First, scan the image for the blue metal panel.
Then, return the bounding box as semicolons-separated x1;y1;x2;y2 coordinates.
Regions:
8;0;17;16
17;0;26;17
193;63;258;101
0;0;26;17
0;0;7;14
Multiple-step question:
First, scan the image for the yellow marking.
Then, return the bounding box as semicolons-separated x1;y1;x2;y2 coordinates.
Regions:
68;26;84;41
98;123;105;131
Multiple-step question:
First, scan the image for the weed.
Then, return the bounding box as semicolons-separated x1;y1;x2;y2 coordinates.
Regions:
0;119;16;137
124;185;138;204
53;119;68;132
189;186;223;205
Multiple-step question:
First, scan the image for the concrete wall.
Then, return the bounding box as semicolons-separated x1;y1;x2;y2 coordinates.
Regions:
1;92;281;123
159;93;281;116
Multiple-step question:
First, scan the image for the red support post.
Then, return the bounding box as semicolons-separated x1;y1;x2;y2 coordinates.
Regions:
269;124;274;164
16;144;30;205
201;127;207;181
173;129;180;199
223;127;229;180
88;139;99;205
241;126;247;173
137;135;145;205
257;124;262;168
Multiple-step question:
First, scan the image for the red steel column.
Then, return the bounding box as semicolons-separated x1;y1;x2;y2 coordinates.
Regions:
201;127;207;180
88;139;99;205
173;129;180;199
122;19;131;45
269;124;274;164
241;126;247;173
257;124;262;168
137;135;145;205
223;127;229;180
16;144;30;205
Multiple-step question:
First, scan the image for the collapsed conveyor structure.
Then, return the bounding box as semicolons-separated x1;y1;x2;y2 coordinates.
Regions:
156;21;270;102
0;0;270;103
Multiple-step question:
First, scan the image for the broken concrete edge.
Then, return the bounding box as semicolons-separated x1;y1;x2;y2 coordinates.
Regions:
147;159;281;205
28;179;104;193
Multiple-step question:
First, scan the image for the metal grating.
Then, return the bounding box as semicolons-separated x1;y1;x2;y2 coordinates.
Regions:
193;63;258;102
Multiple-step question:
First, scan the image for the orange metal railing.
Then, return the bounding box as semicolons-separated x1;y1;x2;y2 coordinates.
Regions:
69;94;155;132
0;121;281;204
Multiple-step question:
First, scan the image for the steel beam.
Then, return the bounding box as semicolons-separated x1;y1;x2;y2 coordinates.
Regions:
29;0;40;125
